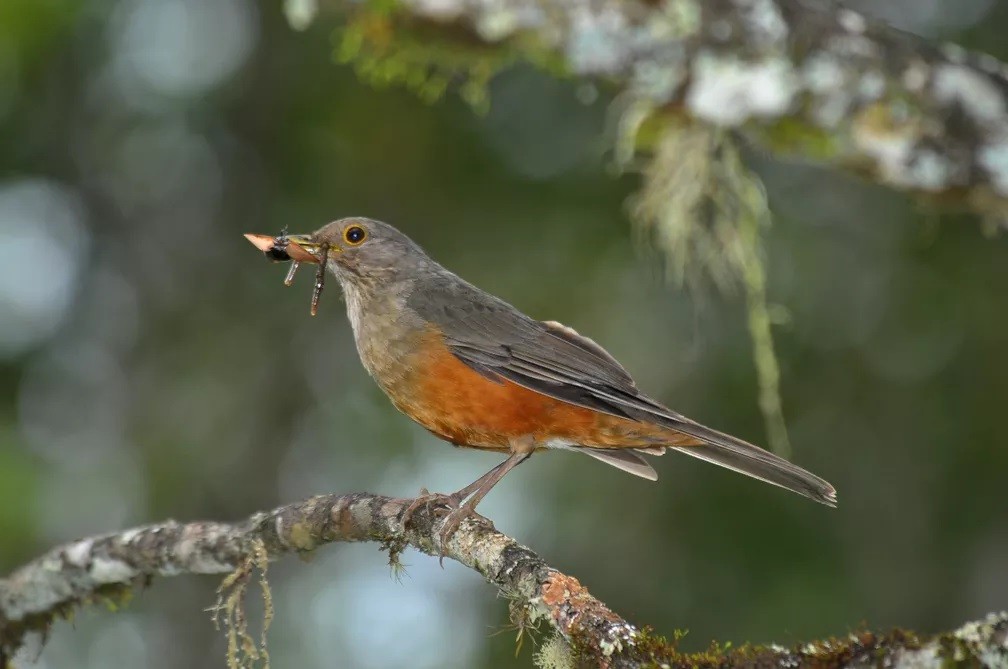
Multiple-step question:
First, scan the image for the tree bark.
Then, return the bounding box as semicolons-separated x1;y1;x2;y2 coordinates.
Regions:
2;492;1006;668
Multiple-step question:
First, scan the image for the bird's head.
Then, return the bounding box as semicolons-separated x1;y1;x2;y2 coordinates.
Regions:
245;217;433;313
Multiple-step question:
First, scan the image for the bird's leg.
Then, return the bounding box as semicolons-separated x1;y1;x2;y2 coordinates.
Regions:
401;444;534;565
401;456;515;529
437;448;532;555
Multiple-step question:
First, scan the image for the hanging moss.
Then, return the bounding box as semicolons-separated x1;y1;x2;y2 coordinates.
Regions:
627;118;793;456
209;540;273;669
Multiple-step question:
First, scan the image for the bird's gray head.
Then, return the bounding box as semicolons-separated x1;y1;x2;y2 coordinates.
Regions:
290;217;436;290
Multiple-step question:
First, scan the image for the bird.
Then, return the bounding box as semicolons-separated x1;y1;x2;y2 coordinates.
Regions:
245;218;836;546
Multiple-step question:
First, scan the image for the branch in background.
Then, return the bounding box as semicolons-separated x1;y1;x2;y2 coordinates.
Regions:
309;0;1008;223
1;493;1006;668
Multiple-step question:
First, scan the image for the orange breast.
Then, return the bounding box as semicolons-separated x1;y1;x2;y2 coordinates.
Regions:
386;330;696;451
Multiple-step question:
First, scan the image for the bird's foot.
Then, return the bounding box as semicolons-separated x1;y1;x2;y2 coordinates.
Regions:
401;489;486;566
435;501;482;566
401;488;462;532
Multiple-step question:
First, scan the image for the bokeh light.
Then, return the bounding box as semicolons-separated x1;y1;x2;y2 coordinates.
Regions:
0;179;89;357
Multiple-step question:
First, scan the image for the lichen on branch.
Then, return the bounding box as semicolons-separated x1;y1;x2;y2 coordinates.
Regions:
306;0;1008;222
2;492;1007;668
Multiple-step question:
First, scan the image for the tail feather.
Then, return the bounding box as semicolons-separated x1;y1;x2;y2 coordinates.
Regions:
582;447;659;480
570;411;836;506
670;422;837;507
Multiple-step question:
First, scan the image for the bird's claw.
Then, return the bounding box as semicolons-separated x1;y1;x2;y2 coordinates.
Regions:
436;504;480;562
401;489;462;532
399;490;483;567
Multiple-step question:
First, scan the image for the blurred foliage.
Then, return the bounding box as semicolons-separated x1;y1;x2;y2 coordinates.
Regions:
336;9;502;110
2;1;1008;668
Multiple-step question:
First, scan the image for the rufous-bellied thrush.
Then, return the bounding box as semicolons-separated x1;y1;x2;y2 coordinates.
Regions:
246;218;836;546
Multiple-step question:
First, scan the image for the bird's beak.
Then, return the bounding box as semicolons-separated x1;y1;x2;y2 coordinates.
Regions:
243;233;325;263
245;231;342;316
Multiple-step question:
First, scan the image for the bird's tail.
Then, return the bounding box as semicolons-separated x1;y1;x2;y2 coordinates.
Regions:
669;421;837;507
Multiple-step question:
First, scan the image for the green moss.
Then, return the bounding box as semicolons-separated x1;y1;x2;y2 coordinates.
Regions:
334;6;568;111
211;540;272;669
509;600;546;660
755;116;842;160
533;634;574;669
286;521;319;552
558;623;951;668
628;121;793;456
335;11;501;110
380;536;408;580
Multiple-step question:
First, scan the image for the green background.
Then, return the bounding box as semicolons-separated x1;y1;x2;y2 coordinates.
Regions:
2;0;1007;667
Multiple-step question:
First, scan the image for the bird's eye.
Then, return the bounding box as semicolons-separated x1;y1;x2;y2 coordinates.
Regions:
344;225;367;245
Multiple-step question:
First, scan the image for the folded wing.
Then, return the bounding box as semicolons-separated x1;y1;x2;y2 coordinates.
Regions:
408;276;837;506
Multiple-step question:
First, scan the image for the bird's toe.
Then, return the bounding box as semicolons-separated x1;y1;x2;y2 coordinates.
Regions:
401;490;463;532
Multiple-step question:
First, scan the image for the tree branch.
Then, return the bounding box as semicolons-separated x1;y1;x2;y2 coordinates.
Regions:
0;494;637;666
2;492;1006;668
324;0;1008;221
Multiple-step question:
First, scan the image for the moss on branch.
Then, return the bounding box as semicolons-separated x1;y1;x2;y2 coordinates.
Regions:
2;493;1006;669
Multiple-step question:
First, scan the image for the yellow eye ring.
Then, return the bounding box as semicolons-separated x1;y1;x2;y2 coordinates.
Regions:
343;224;367;245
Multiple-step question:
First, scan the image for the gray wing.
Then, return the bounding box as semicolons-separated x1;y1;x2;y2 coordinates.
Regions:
407;275;838;507
407;274;685;427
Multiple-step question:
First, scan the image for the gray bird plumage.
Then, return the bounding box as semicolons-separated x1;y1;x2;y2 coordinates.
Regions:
404;274;836;507
305;217;837;507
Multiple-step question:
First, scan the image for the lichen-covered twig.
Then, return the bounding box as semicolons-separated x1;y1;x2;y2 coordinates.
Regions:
322;0;1008;222
2;492;1007;668
0;494;636;666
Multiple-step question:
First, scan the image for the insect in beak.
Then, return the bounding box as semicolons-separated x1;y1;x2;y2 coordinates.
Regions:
283;260;300;286
244;232;330;316
310;244;329;316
